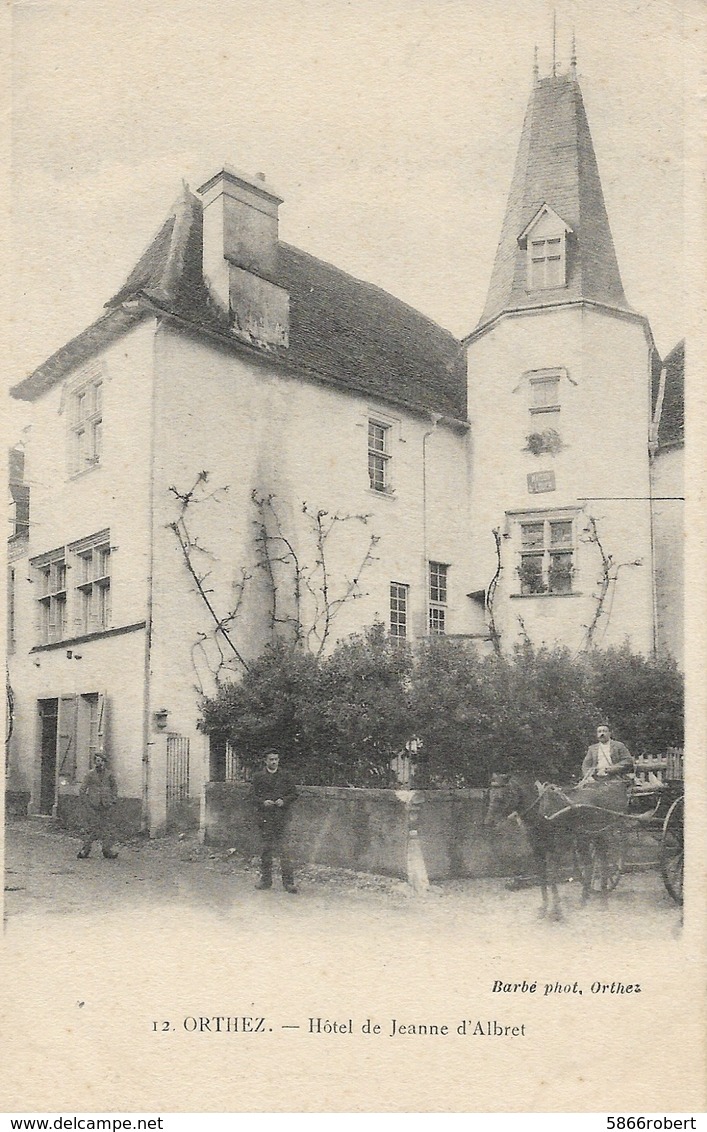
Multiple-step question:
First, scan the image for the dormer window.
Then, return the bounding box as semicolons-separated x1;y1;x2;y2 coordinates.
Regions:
518;203;572;293
529;236;564;289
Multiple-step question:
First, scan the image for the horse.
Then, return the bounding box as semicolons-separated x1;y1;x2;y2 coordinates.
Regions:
484;772;630;920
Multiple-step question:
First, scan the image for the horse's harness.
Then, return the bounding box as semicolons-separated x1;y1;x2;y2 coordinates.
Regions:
503;779;603;824
503;777;632;828
503;778;552;824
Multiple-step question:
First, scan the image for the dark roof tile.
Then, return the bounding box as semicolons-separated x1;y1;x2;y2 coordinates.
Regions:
11;309;144;402
13;187;466;420
478;72;629;330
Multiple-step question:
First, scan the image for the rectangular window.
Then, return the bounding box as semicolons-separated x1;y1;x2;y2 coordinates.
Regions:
429;562;448;634
69;377;103;474
518;517;575;595
74;537;111;634
34;553;68;644
529;236;565;290
530;376;560;412
368;419;391;493
390;582;409;639
429;606;446;634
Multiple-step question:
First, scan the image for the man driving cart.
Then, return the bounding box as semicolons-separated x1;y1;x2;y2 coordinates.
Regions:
581;723;634;782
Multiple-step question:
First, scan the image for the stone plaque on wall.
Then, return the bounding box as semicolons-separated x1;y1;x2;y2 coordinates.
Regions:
527;470;556;494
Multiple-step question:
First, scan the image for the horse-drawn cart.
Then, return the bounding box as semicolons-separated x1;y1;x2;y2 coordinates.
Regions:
486;747;685;919
558;746;685;905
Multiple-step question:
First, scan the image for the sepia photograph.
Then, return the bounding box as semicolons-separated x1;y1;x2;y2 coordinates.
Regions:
3;0;704;1117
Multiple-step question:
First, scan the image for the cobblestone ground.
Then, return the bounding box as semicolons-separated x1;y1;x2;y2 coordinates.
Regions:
4;815;683;944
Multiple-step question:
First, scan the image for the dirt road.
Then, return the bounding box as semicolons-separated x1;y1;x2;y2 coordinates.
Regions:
4;814;682;942
2;815;694;1113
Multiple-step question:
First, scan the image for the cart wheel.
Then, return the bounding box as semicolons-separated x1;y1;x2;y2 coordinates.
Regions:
574;828;624;893
660;795;684;905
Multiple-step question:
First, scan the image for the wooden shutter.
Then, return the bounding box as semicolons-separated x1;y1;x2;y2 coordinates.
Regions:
57;695;78;784
96;692;109;759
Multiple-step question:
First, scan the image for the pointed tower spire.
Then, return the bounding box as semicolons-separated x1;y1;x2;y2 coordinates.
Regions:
552;10;557;77
533;45;539;84
476;65;629;330
570;31;577;79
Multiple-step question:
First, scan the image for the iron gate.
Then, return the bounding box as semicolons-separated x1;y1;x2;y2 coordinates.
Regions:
166;734;190;814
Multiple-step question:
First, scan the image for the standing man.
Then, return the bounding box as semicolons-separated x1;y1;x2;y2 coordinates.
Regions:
77;752;119;859
252;749;298;894
582;724;634;781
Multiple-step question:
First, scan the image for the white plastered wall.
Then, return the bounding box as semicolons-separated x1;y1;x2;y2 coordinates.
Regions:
466;305;655;655
7;318;157;812
145;323;478;818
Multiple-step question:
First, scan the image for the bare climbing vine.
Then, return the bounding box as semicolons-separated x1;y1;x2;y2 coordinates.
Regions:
168;471;250;684
168;473;381;687
252;491;380;657
485;527;503;656
579;516;643;651
252;492;305;646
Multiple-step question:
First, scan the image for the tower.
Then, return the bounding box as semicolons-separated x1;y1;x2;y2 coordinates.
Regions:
465;57;656;655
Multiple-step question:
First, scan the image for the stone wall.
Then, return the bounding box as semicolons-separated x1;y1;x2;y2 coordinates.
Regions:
204;782;533;883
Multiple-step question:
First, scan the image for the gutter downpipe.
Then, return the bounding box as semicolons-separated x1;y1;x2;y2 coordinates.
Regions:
141;316;159;833
648;363;667;658
422;413;442;635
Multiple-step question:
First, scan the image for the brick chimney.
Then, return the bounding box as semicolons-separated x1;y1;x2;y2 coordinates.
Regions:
198;167;289;347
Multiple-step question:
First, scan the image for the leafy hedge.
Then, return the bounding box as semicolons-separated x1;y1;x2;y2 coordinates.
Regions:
199;625;412;786
199;630;683;787
412;639;683;786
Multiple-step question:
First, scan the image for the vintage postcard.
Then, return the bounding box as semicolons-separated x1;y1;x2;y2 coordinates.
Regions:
2;0;705;1117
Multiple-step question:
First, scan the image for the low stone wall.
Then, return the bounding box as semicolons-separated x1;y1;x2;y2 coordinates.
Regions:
204;782;533;882
417;790;531;881
205;783;410;877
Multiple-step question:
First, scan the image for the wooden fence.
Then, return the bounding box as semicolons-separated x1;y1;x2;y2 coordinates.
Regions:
633;746;684;785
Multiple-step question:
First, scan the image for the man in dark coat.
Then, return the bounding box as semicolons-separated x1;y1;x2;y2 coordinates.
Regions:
77;752;119;859
252;749;298;893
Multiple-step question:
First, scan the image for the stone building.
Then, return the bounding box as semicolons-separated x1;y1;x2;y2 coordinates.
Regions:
6;59;683;832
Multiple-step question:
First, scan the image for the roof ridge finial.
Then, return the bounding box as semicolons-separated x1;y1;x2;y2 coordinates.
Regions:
570;30;577;78
533;44;539;83
552;9;557;77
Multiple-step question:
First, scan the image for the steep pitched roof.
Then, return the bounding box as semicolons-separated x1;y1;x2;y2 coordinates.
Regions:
276;244;465;417
477;70;630;330
10;309;143;402
656;340;684;448
12;188;467;421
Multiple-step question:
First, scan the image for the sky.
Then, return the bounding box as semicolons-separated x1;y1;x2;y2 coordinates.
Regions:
6;0;690;431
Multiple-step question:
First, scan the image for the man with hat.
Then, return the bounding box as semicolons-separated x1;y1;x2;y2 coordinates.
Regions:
581;723;634;782
252;748;298;893
77;751;119;859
